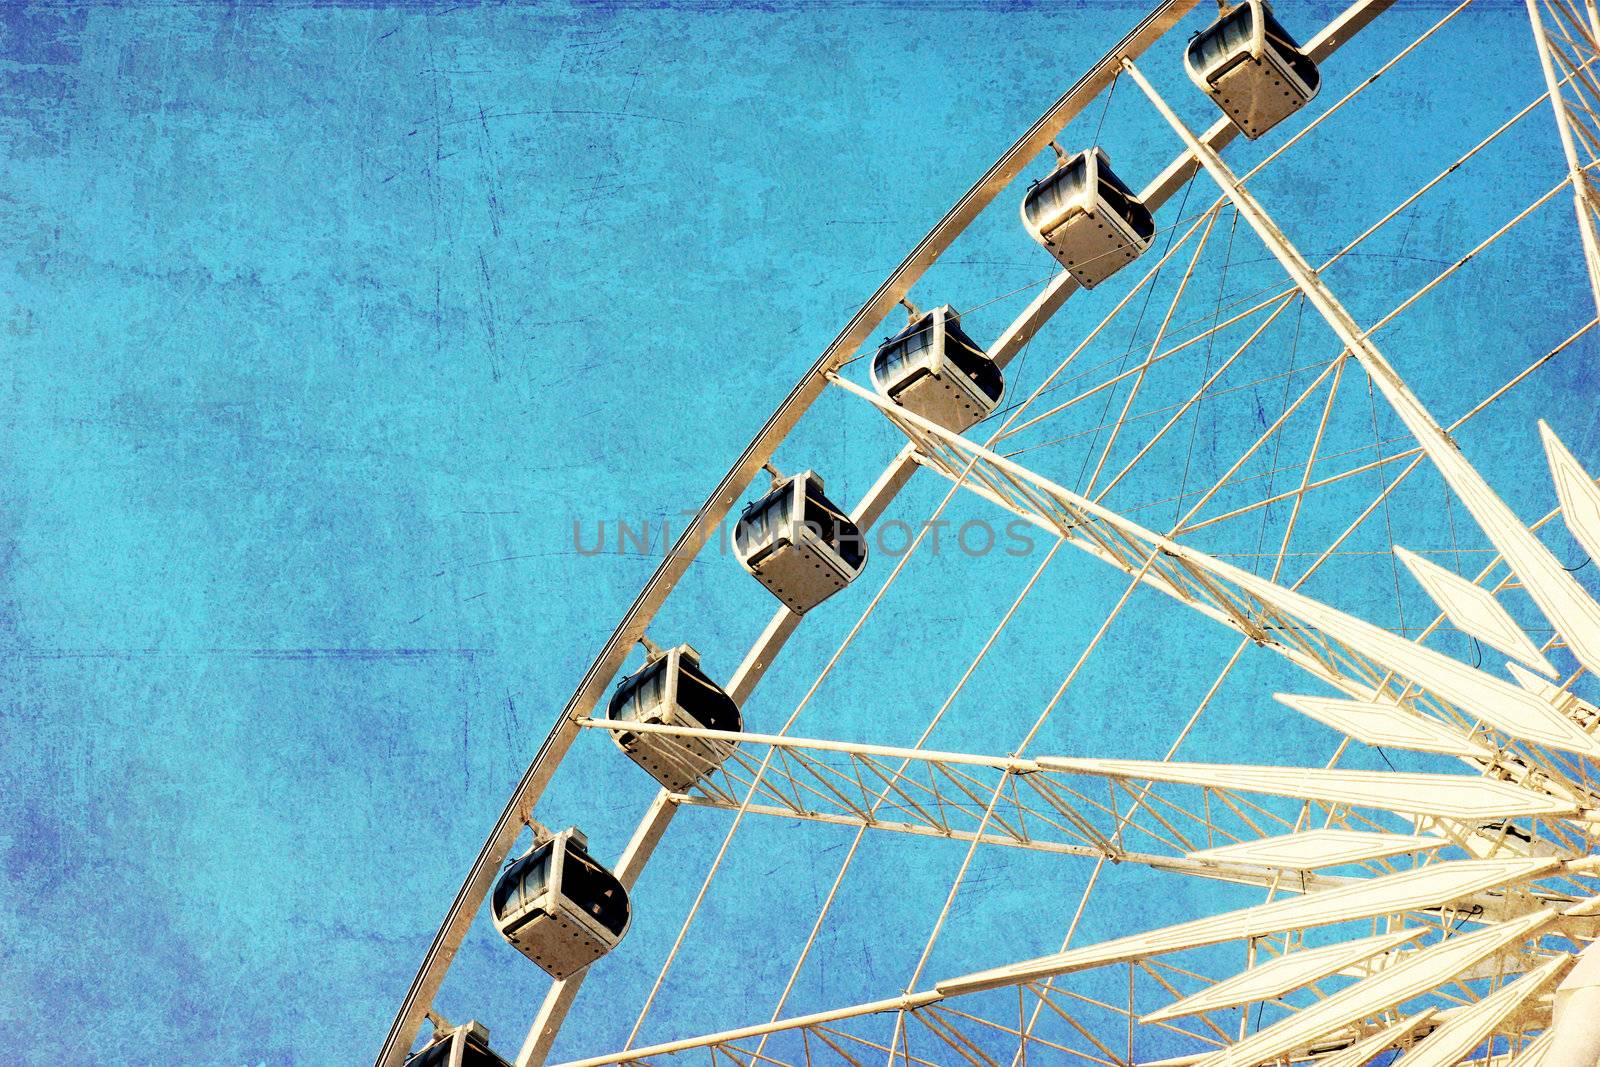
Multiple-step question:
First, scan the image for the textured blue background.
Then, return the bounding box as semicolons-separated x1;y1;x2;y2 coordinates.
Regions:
4;2;1598;1064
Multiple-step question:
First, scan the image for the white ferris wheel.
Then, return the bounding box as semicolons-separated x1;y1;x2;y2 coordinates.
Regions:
376;2;1600;1065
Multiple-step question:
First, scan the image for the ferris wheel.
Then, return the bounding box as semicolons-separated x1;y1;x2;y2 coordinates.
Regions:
375;1;1600;1064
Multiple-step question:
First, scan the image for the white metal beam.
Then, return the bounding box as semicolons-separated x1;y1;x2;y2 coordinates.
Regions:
834;374;1600;798
1526;0;1600;319
1119;54;1600;684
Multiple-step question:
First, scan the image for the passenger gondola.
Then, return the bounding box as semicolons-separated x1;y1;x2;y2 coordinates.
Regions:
406;1020;511;1067
1020;147;1154;288
492;827;630;980
870;303;1003;432
734;469;866;614
607;642;741;791
1185;1;1321;139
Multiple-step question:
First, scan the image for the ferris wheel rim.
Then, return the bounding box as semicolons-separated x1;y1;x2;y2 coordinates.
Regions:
373;4;1211;1062
369;1;1600;1064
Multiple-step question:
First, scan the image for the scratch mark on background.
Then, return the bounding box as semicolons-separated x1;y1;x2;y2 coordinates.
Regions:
475;247;502;382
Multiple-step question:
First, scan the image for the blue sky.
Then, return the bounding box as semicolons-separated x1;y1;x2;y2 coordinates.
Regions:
3;2;1598;1064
